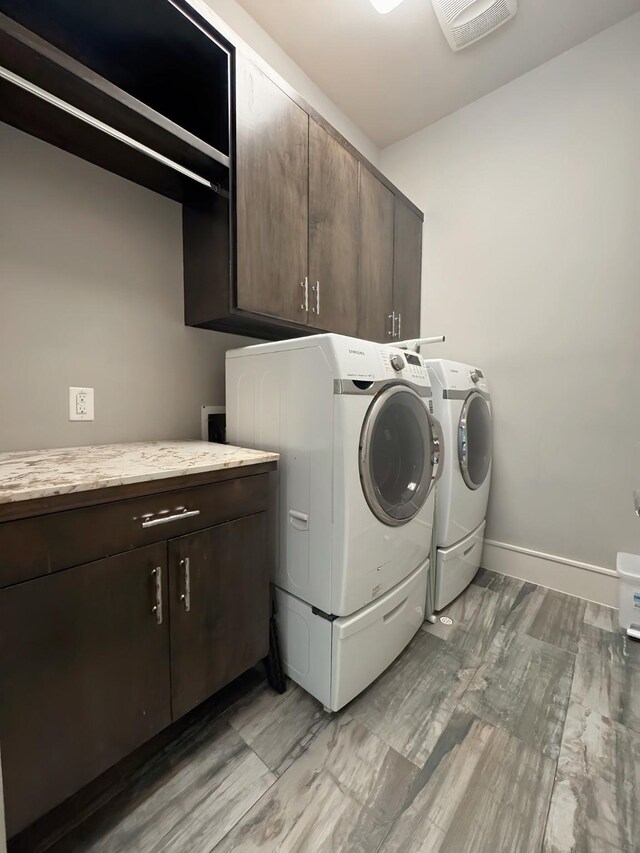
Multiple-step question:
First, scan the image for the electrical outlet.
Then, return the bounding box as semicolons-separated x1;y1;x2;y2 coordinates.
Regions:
69;387;94;421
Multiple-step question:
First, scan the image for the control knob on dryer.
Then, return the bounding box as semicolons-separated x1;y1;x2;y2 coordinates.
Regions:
390;354;404;372
470;370;480;383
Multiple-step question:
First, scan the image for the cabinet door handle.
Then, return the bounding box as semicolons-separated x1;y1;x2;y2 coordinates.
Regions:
310;281;320;315
300;276;309;312
141;509;200;528
180;557;191;612
397;313;402;340
388;312;396;337
151;567;163;625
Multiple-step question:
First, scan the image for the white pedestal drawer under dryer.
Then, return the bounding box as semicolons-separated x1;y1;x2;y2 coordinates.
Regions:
226;334;444;710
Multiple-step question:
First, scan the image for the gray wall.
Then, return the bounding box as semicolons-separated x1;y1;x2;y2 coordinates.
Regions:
0;123;250;452
380;13;640;576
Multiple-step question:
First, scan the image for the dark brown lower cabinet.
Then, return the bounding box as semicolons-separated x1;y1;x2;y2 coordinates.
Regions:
0;469;274;839
0;543;171;837
168;513;269;718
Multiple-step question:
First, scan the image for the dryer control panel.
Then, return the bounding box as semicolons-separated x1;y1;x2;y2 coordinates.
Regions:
424;358;490;395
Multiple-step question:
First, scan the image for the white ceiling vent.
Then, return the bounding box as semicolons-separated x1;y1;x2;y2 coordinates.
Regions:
431;0;518;51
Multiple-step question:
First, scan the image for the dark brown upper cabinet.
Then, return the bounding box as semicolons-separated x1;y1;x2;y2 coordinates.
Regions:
234;54;309;327
224;60;362;337
233;69;360;336
357;168;395;342
392;197;423;341
191;51;423;341
308;120;359;334
356;169;423;343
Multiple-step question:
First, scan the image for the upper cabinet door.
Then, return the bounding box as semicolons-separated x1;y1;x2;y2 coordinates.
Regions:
393;198;423;341
357;168;395;342
308;121;359;335
235;54;309;325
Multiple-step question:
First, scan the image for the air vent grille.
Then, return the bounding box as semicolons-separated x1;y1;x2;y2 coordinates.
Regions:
431;0;517;51
452;0;511;46
438;0;475;24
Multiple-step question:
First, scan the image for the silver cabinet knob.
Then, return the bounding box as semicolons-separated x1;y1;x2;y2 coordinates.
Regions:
390;354;405;371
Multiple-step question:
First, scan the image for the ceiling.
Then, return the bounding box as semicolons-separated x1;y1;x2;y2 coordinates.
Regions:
234;0;640;148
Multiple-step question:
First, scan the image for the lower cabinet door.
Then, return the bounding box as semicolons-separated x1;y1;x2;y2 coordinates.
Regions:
169;513;269;719
0;543;171;837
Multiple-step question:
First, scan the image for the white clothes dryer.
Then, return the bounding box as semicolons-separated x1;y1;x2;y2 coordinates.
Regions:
425;359;492;610
226;334;444;710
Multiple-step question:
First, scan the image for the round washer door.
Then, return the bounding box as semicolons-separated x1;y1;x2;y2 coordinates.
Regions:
359;385;442;527
458;391;492;490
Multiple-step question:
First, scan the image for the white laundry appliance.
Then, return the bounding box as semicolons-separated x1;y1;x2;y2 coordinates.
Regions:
425;359;492;610
226;334;443;711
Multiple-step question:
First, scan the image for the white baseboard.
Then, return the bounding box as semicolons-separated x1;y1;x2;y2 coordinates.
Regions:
481;539;618;608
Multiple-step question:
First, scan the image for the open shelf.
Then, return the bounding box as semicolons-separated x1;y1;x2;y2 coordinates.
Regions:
0;0;232;200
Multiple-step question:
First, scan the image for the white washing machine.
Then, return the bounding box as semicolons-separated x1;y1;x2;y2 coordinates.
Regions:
425;359;492;610
226;334;443;710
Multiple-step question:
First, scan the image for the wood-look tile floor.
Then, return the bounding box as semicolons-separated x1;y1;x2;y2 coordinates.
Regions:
45;569;638;853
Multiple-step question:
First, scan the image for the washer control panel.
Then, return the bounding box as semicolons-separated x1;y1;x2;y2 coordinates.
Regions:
378;347;429;382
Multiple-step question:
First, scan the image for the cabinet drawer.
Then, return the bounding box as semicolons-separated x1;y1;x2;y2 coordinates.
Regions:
0;474;269;588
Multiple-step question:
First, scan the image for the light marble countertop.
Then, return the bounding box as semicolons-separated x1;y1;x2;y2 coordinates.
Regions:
0;441;279;505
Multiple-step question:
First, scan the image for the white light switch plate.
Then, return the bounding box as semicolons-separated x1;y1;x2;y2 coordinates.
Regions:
69;387;94;421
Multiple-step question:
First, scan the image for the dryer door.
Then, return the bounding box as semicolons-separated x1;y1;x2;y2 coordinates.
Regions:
359;385;443;527
458;391;492;490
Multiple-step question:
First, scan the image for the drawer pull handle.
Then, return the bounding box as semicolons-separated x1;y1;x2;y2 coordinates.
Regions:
383;596;408;622
141;509;201;528
463;544;475;557
289;509;309;531
180;557;191;612
152;567;163;625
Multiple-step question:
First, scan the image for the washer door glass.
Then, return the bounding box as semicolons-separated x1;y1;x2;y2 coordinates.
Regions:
359;385;434;526
458;391;492;490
